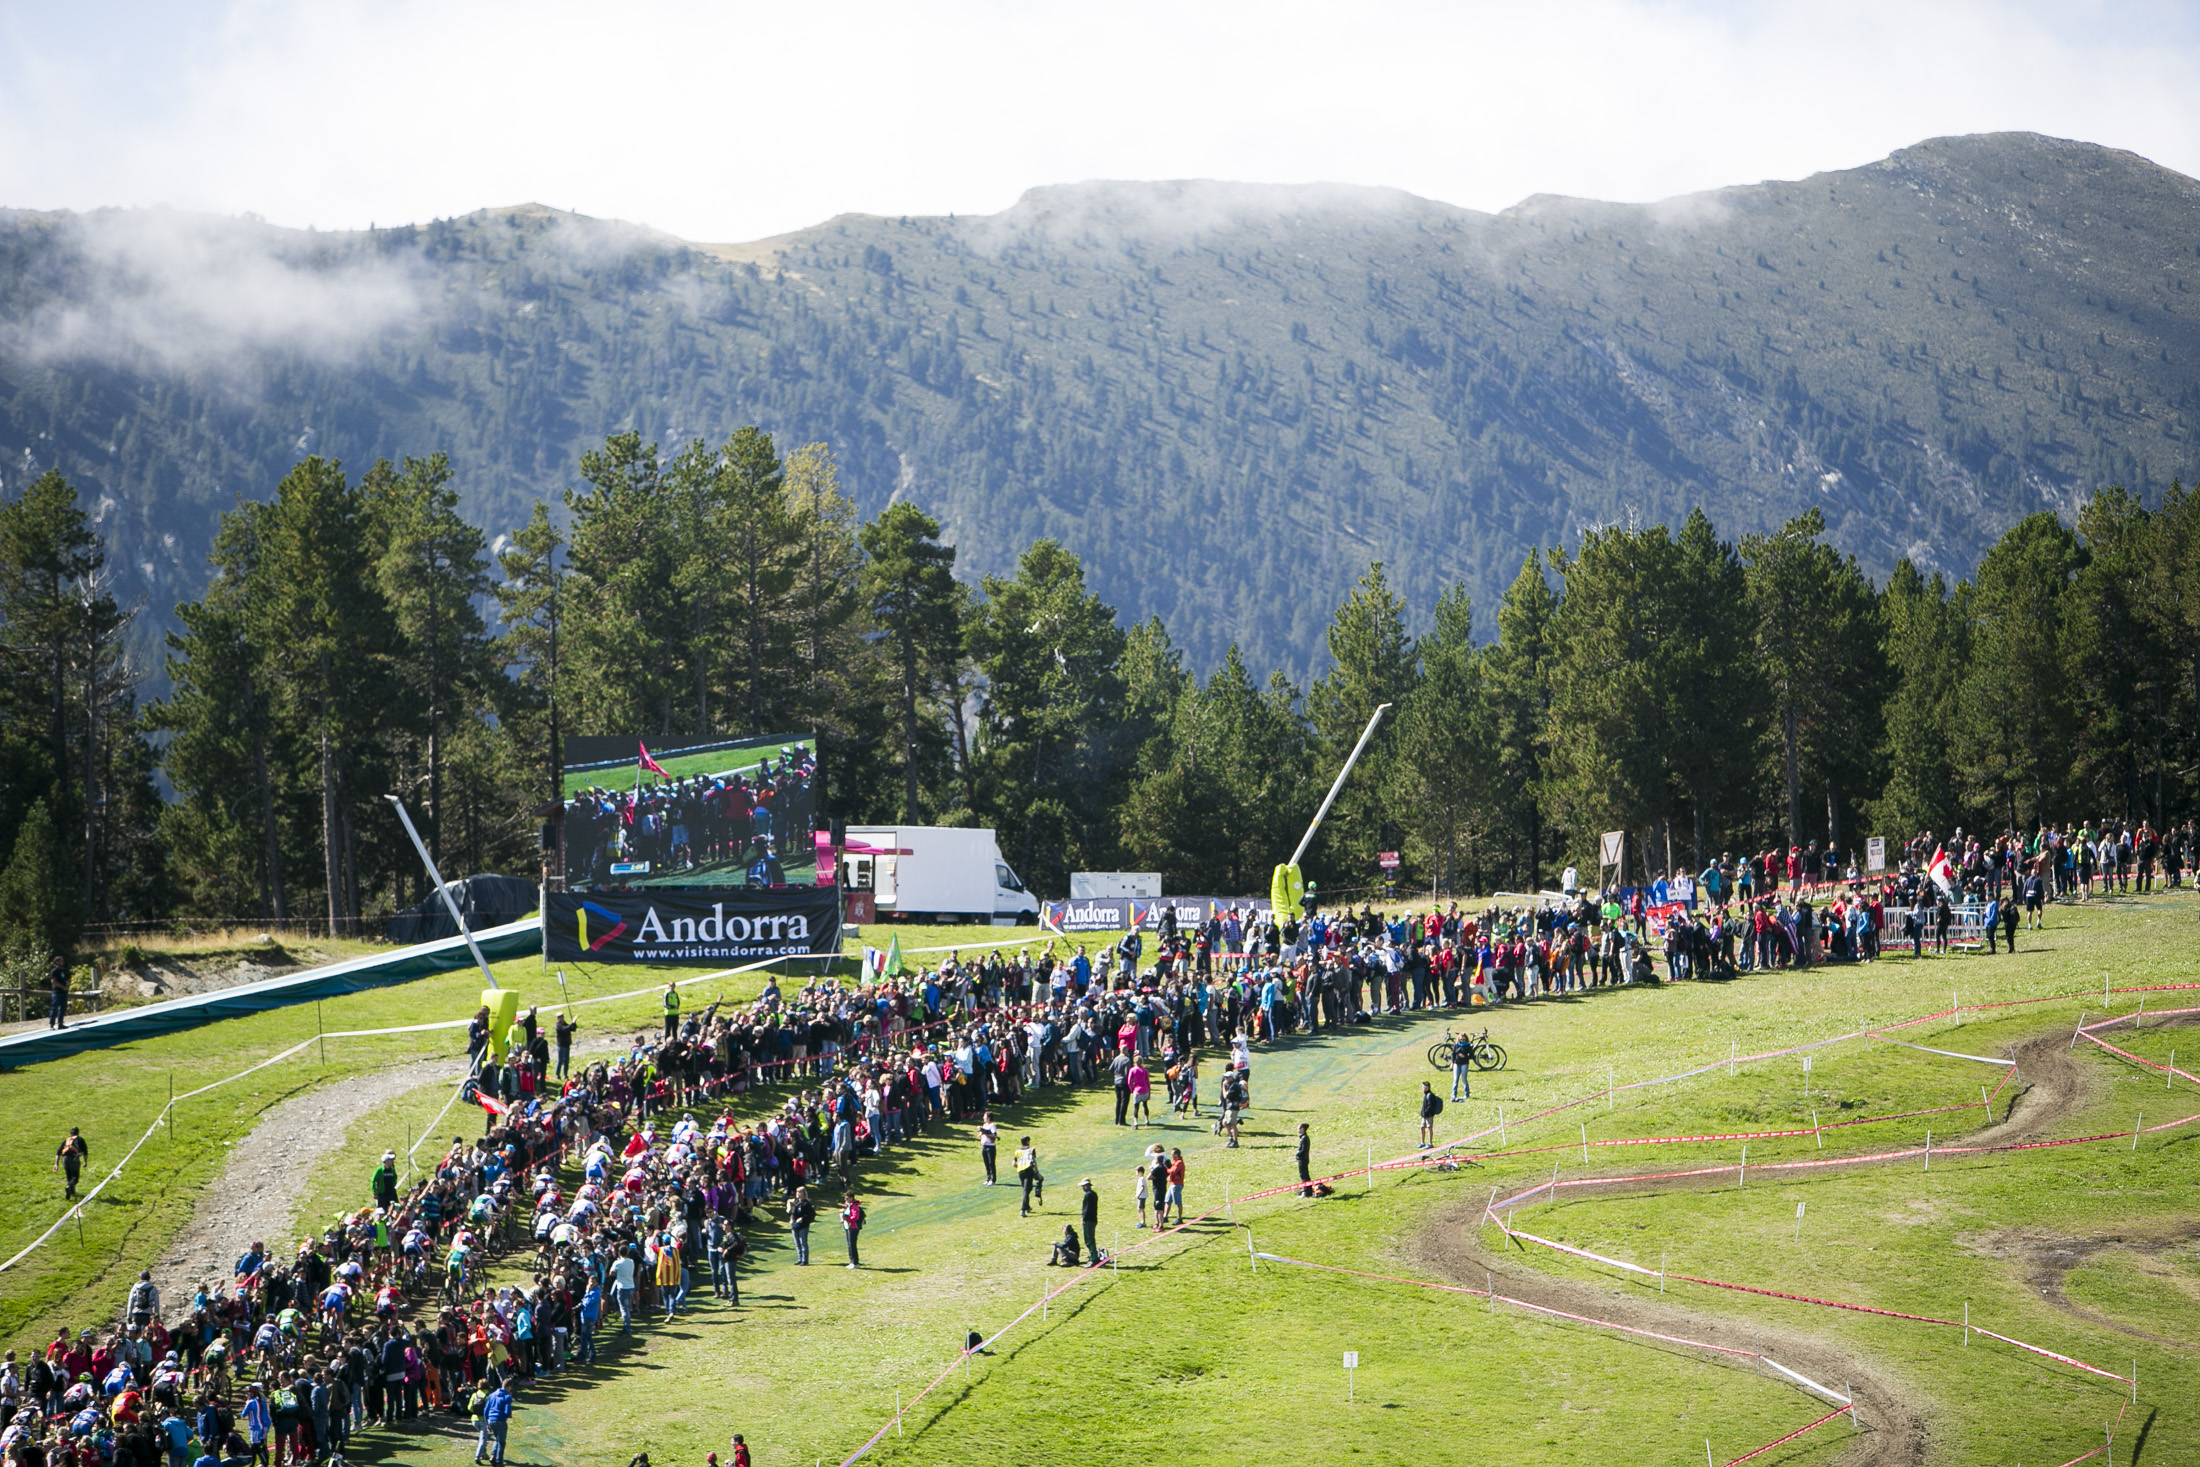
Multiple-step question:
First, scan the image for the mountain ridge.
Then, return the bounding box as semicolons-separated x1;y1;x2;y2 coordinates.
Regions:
2;130;2195;681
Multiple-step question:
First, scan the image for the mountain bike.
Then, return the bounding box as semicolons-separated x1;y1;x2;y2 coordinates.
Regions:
1427;1029;1507;1072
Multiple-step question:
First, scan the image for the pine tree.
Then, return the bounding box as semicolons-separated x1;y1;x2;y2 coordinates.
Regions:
1304;562;1418;887
1871;561;1967;844
1955;513;2084;832
1482;553;1557;889
1396;584;1493;894
1741;509;1883;859
858;502;960;824
967;539;1126;890
0;795;82;962
363;452;497;868
255;457;397;930
711;427;802;734
494;502;568;812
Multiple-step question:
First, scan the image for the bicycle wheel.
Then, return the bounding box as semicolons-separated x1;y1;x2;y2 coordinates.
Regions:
1474;1042;1508;1072
1427;1041;1455;1069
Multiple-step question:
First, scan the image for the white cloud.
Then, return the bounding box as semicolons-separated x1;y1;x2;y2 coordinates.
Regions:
0;0;2196;243
6;208;419;369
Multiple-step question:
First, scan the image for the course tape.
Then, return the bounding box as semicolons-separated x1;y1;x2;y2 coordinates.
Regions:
838;979;2200;1461
1721;1403;1853;1466
1224;1250;1860;1462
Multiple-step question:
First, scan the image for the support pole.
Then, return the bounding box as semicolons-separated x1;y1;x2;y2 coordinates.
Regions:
318;1001;326;1063
1812;1108;1822;1149
385;794;500;991
167;1074;174;1141
1287;704;1393;869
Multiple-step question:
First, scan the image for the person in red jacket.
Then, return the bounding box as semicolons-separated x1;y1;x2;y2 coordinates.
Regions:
842;1195;865;1269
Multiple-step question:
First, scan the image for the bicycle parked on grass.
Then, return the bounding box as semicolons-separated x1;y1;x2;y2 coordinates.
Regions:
1427;1028;1507;1072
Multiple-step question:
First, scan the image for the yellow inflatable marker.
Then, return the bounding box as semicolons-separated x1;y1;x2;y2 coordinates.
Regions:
483;988;521;1060
1271;862;1306;920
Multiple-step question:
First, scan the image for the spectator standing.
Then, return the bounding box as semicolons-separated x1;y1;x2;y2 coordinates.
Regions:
53;1127;88;1200
475;1380;513;1466
842;1194;865;1269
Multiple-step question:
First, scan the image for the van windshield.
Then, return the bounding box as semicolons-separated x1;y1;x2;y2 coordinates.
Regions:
996;862;1026;893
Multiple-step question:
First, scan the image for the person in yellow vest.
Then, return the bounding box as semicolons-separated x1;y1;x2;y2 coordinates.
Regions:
662;982;681;1040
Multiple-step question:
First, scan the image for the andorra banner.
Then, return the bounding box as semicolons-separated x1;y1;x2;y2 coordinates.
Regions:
543;888;842;964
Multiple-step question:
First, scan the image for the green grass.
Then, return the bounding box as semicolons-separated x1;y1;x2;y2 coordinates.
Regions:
9;893;2200;1466
560;735;810;799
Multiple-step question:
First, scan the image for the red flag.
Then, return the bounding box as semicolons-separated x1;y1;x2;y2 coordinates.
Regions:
1927;845;1956;896
639;742;668;778
475;1091;507;1117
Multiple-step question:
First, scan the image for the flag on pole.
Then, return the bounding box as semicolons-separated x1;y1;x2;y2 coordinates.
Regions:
463;1078;508;1116
638;742;669;779
1928;845;1956;896
862;946;883;980
884;933;907;978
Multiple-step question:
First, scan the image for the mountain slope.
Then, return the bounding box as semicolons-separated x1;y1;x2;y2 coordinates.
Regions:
3;131;2196;679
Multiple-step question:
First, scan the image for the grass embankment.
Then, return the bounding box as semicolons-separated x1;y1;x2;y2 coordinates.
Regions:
0;920;1026;1338
13;896;2200;1465
317;892;2200;1465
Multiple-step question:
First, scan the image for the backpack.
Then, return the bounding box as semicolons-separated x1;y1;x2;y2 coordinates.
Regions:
1428;1095;1445;1116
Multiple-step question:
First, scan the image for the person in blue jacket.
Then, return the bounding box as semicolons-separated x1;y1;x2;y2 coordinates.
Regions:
476;1382;514;1465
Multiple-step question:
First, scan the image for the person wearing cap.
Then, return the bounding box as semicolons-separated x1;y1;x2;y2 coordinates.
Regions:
1078;1178;1100;1262
371;1152;399;1212
241;1382;271;1460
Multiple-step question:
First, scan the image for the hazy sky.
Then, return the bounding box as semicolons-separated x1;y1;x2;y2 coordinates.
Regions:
3;0;2197;243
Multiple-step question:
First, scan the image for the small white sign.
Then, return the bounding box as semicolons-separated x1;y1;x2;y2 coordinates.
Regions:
1600;831;1626;867
1342;1351;1359;1369
1866;837;1887;874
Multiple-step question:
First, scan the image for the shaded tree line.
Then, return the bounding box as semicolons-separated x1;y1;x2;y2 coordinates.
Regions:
4;436;2199;965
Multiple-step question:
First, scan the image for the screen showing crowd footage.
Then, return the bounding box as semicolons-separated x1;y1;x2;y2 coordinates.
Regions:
560;733;818;890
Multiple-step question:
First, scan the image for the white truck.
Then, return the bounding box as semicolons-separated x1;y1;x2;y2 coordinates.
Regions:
841;825;1040;924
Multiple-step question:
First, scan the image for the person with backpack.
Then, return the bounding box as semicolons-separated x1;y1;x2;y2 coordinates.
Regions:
1418;1080;1444;1149
1014;1137;1043;1217
475;1380;513;1466
786;1187;815;1267
841;1195;865;1269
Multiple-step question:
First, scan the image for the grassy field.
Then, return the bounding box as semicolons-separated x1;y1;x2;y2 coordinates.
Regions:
7;895;2198;1465
560;736;811;800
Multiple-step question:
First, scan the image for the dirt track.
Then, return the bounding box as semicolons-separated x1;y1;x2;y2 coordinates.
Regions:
1402;1021;2133;1466
145;1057;460;1308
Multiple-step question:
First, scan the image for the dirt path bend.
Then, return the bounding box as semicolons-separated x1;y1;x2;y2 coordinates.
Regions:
1396;1022;2138;1467
147;1057;460;1307
1404;1199;1931;1466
